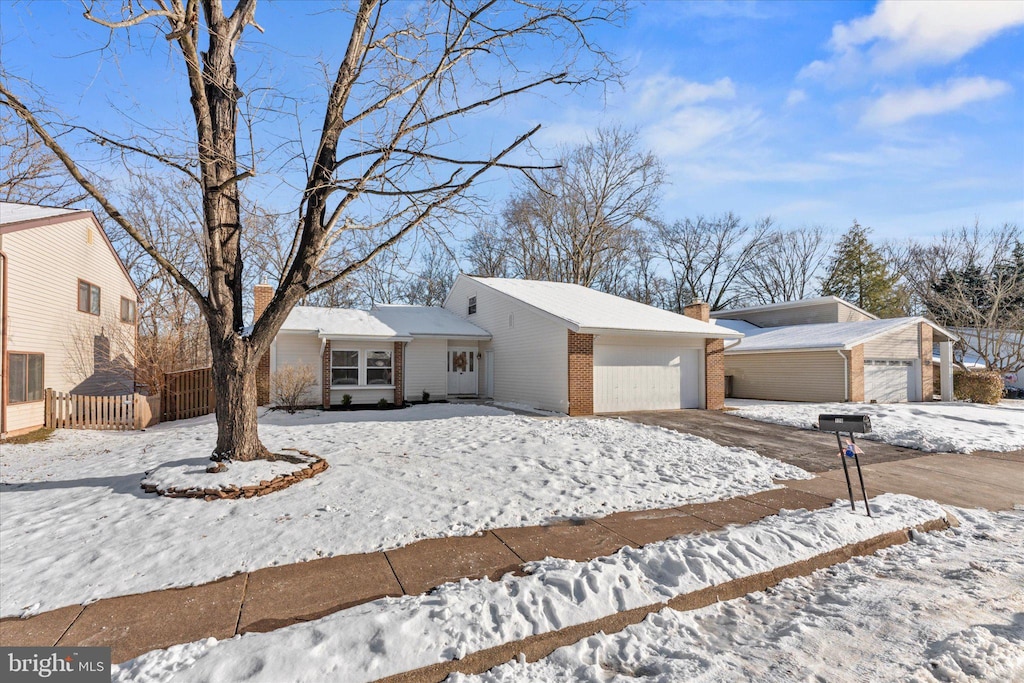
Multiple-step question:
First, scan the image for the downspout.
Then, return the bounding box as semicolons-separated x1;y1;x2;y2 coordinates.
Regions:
1;248;7;437
837;349;849;402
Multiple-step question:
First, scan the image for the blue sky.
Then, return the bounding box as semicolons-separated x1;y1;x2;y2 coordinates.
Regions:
3;0;1023;241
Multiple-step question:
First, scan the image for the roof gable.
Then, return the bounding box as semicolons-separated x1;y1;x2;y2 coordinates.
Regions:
461;275;742;338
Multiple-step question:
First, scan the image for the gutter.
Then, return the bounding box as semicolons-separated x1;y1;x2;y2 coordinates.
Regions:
0;248;6;437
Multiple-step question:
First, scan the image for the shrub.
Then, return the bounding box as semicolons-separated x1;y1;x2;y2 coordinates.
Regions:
421;390;430;403
271;364;317;414
377;398;389;409
341;394;352;408
953;369;1003;405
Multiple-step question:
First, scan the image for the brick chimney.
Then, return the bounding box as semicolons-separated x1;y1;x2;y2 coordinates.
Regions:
682;300;725;410
254;283;274;405
683;301;710;323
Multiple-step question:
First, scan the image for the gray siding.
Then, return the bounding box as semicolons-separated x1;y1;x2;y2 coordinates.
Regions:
716;300;874;327
726;351;847;402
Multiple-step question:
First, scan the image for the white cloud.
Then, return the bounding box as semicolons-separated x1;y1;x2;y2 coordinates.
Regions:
861;77;1011;127
645;105;760;157
801;0;1024;78
785;89;807;107
634;75;736;111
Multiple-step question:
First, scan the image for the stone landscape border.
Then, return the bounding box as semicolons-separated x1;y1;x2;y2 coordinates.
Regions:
140;451;328;500
379;516;953;683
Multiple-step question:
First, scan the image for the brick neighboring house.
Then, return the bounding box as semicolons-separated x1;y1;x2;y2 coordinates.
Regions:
263;276;741;414
710;297;957;403
0;203;141;437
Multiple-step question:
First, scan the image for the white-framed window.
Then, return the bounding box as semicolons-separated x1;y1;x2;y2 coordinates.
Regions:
331;349;359;386
366;350;393;385
468;296;477;315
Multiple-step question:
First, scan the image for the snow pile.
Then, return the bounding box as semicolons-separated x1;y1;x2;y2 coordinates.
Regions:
0;405;807;615
142;453;316;492
109;495;946;683
455;507;1024;683
730;400;1024;453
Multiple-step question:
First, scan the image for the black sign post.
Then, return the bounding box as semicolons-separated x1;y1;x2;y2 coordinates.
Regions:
818;414;872;517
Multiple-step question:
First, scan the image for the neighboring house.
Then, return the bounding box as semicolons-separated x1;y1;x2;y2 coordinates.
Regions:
262;275;741;415
711;296;957;404
0;202;141;437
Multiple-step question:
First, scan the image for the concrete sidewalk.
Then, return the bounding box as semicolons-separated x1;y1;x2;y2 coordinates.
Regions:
0;486;835;664
1;451;1018;668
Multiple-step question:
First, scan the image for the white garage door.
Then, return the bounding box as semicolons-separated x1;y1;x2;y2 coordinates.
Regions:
864;359;918;403
594;342;702;412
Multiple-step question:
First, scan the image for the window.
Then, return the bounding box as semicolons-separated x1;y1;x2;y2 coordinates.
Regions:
331;350;359;386
8;353;44;403
468;296;477;315
366;350;393;385
121;297;137;324
78;280;101;315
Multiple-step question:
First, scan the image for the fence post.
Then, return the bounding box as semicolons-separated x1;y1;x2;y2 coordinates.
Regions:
44;388;52;429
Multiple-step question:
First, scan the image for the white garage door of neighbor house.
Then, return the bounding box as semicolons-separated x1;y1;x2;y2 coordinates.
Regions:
593;343;702;412
864;359;918;403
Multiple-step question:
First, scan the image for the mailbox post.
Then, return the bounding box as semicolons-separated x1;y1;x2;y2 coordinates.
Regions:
818;414;872;517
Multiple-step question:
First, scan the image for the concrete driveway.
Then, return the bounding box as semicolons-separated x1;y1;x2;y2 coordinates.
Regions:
608;410;1023;510
607;409;923;473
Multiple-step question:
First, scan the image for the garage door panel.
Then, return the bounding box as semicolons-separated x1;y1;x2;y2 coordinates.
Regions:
864;359;917;403
594;342;701;412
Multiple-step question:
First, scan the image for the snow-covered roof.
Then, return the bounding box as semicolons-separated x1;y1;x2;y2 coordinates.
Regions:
280;305;489;340
712;318;762;334
0;202;82;226
711;295;878;321
727;317;957;354
464;276;743;338
371;305;491;338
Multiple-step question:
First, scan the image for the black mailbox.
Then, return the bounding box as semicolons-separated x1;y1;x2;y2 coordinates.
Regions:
818;414;872;434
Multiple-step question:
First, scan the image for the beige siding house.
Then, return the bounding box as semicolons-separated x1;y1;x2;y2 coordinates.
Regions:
264;275;741;415
1;203;140;436
711;298;957;404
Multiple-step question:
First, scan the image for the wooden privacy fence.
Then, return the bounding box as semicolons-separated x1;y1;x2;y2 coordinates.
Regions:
44;389;160;431
162;367;215;423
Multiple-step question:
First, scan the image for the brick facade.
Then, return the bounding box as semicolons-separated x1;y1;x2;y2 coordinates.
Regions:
393;341;405;407
845;345;865;402
321;339;331;409
705;338;726;410
567;330;594;416
681;301;726;410
254;284;274;405
918;322;933;402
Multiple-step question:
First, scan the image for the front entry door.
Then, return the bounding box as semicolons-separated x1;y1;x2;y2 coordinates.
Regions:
447;347;478;395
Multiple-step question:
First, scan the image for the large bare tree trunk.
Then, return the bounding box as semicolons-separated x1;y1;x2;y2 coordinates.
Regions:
209;332;269;461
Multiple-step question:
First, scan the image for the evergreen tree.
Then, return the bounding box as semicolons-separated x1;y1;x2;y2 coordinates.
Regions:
820;221;906;317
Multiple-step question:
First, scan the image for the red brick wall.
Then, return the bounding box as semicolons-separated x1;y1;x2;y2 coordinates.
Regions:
393;341;405;407
845;345;865;402
322;340;332;409
254;284;274;405
919;323;933;402
705;338;726;410
567;330;594;416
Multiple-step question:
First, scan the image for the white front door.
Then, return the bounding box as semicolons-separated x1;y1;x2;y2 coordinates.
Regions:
447;347;478;395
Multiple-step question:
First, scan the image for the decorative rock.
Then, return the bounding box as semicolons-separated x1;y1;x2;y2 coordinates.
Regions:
141;455;328;501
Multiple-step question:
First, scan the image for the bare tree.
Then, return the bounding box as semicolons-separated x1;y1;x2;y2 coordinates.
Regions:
658;213;773;312
403;241;458;306
738;225;830;305
2;0;621;461
907;223;1024;373
492;126;664;287
0;112;86;206
464;220;512;277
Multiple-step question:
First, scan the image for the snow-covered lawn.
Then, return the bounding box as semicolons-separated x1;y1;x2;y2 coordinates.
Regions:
0;404;806;616
729;400;1024;453
110;494;947;683
459;506;1024;683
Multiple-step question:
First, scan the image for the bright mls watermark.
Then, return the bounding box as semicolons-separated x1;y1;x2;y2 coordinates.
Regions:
1;648;110;682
